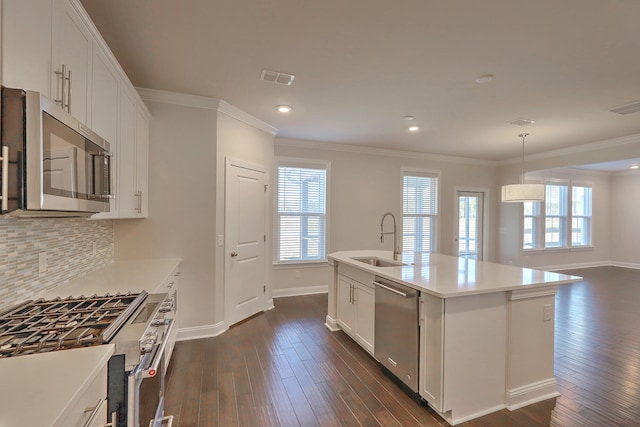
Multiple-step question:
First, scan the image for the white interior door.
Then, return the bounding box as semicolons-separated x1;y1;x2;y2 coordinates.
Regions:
455;191;484;261
225;159;267;326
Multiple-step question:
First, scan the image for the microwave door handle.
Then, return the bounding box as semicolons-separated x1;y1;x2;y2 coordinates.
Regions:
1;146;8;212
89;152;115;199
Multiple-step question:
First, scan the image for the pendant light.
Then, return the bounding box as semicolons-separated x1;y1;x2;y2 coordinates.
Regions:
501;133;545;203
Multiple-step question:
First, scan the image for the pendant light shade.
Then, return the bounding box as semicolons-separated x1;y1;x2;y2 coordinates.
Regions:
501;133;545;203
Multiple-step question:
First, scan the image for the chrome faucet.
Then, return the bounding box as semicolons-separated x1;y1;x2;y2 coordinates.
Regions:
380;212;401;261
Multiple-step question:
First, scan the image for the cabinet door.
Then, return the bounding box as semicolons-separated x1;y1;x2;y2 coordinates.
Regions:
419;293;445;412
355;282;375;354
2;0;53;95
89;47;120;218
336;276;355;334
135;108;149;217
118;88;138;217
52;0;92;123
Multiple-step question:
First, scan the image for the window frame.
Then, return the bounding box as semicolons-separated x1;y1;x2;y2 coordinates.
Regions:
401;167;440;255
522;179;593;252
274;157;331;266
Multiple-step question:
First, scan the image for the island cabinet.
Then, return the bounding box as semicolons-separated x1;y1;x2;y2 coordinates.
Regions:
336;263;375;355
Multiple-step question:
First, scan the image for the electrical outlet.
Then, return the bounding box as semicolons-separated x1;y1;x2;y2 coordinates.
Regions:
217;235;224;246
295;270;301;279
543;304;552;321
92;241;97;256
38;252;47;273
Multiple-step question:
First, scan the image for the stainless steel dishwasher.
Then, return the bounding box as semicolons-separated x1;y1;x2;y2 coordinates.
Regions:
374;276;420;392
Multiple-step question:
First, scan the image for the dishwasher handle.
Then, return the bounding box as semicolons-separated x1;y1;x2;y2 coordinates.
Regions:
373;280;415;298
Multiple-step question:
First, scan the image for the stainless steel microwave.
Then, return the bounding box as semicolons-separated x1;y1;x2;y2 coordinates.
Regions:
1;87;113;217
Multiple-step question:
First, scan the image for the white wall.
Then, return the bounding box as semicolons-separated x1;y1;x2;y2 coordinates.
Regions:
114;100;218;331
114;91;275;334
610;171;640;267
497;167;611;269
273;138;498;291
496;135;640;269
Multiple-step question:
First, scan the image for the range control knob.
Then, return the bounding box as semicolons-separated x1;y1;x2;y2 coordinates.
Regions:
140;336;155;353
159;301;174;313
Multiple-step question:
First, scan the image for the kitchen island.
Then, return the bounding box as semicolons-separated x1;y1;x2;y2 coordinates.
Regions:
326;250;581;425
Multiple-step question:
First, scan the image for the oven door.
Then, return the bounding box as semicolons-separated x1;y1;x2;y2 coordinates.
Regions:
131;319;175;427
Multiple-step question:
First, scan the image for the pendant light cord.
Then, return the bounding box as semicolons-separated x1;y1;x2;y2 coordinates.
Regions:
519;133;529;185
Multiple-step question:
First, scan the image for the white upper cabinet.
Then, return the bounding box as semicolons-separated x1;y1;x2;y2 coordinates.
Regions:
2;0;152;219
51;0;92;123
2;0;53;95
135;108;150;217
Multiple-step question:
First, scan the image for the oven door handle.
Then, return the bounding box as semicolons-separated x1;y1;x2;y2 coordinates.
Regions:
139;319;175;379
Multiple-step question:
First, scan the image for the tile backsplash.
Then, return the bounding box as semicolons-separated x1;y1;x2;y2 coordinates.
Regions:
0;217;114;311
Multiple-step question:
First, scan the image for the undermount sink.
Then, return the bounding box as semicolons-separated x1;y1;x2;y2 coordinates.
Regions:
351;256;405;267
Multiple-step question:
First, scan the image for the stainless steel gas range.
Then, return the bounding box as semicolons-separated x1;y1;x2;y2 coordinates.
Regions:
0;291;176;427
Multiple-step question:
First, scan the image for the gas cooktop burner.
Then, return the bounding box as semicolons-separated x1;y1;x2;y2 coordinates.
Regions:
0;292;146;358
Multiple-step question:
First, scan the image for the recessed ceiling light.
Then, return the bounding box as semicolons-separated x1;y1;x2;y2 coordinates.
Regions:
276;105;292;113
403;115;415;121
631;165;639;170
408;125;421;132
475;74;494;84
510;118;536;126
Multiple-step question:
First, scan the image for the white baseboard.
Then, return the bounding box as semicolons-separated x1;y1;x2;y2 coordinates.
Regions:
506;378;559;410
272;285;328;298
609;261;640;270
540;260;611;271
325;315;341;332
435;404;506;426
176;321;227;341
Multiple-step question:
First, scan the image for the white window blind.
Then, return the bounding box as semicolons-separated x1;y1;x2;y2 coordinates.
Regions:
545;184;568;248
571;185;592;246
277;164;327;262
402;173;438;253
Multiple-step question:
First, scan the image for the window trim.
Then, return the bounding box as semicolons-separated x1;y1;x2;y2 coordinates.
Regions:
522;179;593;252
274;157;331;265
401;167;441;254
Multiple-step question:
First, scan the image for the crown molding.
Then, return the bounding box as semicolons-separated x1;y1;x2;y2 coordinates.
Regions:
275;138;497;166
135;87;279;136
498;133;640;166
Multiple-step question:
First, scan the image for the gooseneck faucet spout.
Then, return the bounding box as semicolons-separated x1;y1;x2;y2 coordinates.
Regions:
380;212;401;261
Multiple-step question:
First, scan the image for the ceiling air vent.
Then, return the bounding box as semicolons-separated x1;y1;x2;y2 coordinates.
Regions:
260;69;296;86
610;100;640;115
510;118;535;126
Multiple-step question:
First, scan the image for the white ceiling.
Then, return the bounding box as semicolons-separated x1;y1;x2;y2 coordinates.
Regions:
80;0;640;162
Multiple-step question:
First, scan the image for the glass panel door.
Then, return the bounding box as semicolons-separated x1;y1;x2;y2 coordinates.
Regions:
456;191;484;261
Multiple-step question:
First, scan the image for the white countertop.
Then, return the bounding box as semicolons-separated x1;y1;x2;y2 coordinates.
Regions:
0;345;115;427
328;250;581;297
42;258;181;299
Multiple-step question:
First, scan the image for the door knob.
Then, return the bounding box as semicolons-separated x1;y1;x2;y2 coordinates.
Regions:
230;251;238;257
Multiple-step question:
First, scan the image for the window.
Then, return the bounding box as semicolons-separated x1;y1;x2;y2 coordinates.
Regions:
523;181;592;250
276;160;328;263
402;171;438;253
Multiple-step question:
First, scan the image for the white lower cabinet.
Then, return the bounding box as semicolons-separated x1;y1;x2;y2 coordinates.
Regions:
336;267;375;354
63;363;108;427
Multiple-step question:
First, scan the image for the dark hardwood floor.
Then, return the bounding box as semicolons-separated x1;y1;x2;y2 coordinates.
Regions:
165;266;640;426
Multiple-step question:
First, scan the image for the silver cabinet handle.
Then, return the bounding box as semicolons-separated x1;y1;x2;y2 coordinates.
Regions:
83;398;106;427
149;415;174;427
0;146;8;212
103;411;118;427
55;64;67;109
67;68;72;113
230;251;238;257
